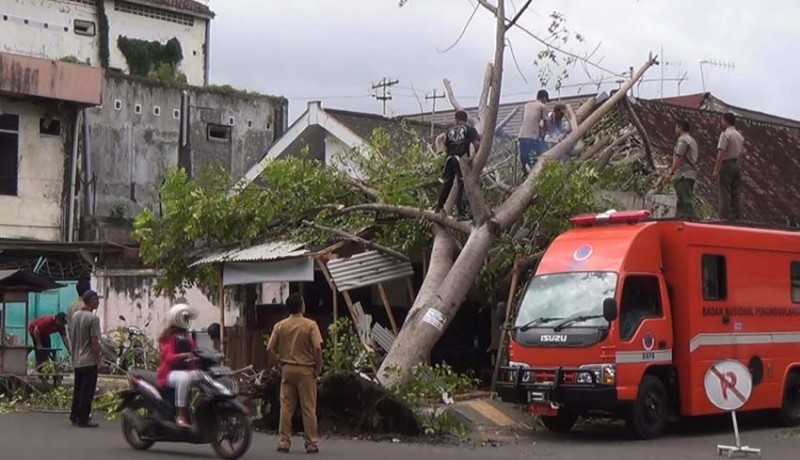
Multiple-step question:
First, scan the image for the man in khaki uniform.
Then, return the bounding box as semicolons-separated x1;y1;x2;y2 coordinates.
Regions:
267;293;323;454
666;119;699;218
713;112;745;220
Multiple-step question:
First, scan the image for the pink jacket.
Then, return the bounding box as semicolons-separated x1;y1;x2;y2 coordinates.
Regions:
156;332;197;387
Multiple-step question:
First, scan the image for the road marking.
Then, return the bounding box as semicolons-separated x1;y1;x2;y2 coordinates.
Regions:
463;400;516;427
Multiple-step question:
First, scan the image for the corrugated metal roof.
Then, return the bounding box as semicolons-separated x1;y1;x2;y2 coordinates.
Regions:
191;241;308;266
0;269;64;291
327;250;414;291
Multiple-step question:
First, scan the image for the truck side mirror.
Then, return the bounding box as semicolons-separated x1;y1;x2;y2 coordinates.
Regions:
603;298;618;322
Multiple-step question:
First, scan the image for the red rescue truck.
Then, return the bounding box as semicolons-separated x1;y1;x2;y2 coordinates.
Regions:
496;210;800;439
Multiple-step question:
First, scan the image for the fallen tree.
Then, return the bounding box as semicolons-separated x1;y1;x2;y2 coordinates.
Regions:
133;1;659;388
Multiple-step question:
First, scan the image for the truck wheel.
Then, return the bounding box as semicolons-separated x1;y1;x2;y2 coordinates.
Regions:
540;411;578;433
626;375;668;440
779;372;800;426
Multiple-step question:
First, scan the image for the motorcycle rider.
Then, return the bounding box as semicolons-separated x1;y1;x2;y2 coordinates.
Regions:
156;303;200;428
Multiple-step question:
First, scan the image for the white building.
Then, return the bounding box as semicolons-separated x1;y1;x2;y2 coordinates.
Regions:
0;0;213;86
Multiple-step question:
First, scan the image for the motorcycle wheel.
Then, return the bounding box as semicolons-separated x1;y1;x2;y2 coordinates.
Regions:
121;398;155;451
211;408;252;460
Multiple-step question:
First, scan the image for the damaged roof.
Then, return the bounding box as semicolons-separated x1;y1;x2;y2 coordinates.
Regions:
622;98;800;226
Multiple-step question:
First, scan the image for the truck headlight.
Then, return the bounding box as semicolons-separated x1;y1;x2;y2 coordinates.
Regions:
508;361;531;382
577;364;616;385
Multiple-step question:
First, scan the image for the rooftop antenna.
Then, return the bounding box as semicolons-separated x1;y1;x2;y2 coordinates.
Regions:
700;59;735;92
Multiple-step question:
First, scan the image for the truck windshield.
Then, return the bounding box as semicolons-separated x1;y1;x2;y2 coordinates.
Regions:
514;272;618;329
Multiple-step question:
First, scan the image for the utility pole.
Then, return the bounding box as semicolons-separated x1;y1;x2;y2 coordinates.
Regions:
425;89;446;136
372;78;399;116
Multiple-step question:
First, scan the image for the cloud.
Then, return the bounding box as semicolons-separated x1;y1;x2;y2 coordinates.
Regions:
208;0;800;122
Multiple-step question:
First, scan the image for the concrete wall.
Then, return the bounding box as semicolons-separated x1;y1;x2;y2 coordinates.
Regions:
88;74;286;218
107;0;208;86
0;98;70;241
93;268;240;340
0;0;208;86
0;0;98;65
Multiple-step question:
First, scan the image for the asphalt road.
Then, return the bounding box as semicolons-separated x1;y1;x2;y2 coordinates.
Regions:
0;412;799;459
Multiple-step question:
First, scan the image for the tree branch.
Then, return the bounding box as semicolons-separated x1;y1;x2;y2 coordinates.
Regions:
443;79;480;128
505;0;533;30
342;176;379;199
458;157;491;225
495;107;520;133
472;0;506;175
302;220;409;262
477;63;494;132
338;203;471;234
622;97;655;171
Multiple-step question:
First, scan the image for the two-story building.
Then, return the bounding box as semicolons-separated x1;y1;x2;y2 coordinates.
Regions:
0;0;288;340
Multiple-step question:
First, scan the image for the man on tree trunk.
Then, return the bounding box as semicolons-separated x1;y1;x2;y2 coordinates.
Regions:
434;110;480;215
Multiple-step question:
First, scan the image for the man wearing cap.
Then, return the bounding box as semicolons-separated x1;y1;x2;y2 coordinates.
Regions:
518;89;550;173
28;311;70;370
69;289;103;428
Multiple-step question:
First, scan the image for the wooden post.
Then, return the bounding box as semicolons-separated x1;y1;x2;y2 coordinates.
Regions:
315;257;340;323
405;277;416;305
218;264;226;356
377;283;399;335
491;256;523;392
340;291;359;324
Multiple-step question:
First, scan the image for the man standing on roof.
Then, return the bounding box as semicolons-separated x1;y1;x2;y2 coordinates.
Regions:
28;312;70;370
713;112;745;221
433;110;480;215
518;90;550;173
666;119;699;219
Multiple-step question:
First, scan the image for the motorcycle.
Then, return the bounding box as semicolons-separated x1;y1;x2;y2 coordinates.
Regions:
116;348;252;459
100;315;155;373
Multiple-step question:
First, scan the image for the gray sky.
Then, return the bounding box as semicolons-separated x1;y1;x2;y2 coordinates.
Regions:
208;0;799;122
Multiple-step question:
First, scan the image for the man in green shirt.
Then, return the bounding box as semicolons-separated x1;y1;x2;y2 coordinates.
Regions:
666;119;699;219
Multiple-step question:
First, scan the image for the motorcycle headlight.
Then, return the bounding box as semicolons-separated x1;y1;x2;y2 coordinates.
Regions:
577;364;616;385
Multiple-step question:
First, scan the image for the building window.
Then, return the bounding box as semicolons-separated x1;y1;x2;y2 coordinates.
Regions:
791;262;800;303
173;109;181;120
228;116;236;126
702;254;727;301
65;0;97;5
207;124;231;143
115;0;195;27
0;114;20;196
114;99;123;111
134;104;142;115
73;19;96;36
247;120;254;129
39;118;62;136
153;106;161;117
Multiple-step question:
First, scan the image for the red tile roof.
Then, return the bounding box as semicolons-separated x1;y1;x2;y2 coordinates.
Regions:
624;99;800;226
659;93;709;109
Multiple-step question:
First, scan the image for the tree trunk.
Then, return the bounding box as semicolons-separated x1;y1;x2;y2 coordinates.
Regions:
378;225;495;385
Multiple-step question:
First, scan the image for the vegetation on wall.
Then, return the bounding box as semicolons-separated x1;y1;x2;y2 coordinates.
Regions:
117;36;187;83
96;0;110;68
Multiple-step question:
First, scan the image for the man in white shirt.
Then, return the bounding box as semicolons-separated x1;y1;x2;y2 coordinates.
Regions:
518;90;549;174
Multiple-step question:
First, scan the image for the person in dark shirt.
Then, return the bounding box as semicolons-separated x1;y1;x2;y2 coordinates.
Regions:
28;312;69;370
433;110;480;215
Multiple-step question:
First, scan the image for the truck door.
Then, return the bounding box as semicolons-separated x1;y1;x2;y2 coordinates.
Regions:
615;274;674;400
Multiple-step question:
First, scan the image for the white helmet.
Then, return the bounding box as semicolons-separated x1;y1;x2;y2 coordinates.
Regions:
167;303;195;330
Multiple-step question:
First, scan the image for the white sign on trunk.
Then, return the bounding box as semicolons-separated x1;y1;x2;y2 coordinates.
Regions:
422;308;447;331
